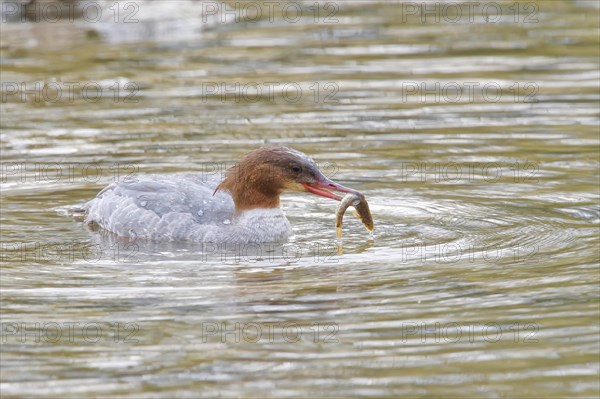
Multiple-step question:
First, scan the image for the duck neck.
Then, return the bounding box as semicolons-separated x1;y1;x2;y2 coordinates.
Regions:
232;189;281;213
215;166;282;213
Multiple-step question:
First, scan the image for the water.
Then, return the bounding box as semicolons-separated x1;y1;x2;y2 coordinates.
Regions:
1;1;599;397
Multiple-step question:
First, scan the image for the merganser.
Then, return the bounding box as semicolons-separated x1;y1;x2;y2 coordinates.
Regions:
84;146;363;243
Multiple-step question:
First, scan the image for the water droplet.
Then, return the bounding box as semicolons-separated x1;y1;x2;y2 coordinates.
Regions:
140;201;147;207
223;219;231;225
197;210;204;217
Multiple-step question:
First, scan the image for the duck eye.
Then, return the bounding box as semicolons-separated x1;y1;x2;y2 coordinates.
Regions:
291;165;301;173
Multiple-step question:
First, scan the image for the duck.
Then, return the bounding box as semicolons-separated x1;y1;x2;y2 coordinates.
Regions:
84;146;362;243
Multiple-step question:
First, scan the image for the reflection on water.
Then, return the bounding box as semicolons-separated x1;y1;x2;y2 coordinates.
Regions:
1;1;599;398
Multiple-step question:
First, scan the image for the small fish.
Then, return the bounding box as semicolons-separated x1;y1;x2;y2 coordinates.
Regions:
336;193;374;239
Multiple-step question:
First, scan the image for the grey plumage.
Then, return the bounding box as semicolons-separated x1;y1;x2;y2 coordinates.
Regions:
84;173;291;243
